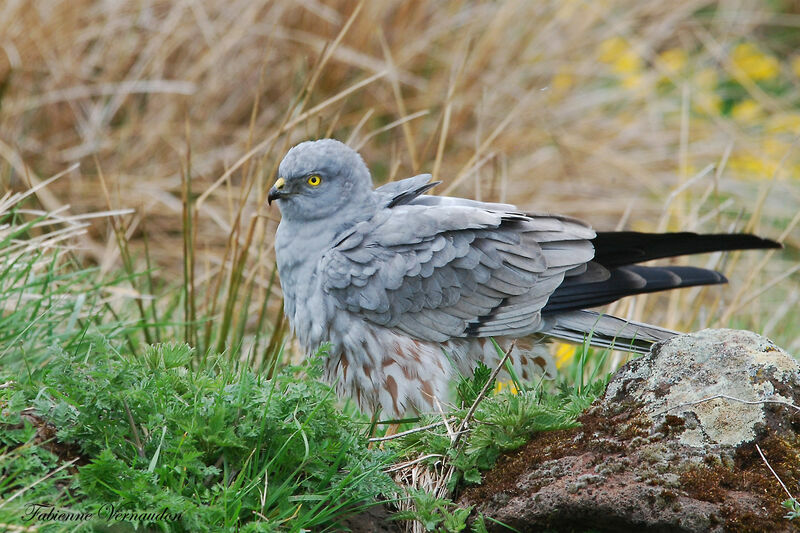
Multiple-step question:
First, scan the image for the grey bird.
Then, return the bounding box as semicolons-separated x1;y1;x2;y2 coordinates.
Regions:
268;138;780;418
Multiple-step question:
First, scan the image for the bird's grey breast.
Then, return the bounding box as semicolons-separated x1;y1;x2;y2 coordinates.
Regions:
275;221;321;329
275;217;359;351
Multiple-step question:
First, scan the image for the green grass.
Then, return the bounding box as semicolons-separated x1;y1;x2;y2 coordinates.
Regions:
0;201;397;532
389;357;607;493
2;340;396;532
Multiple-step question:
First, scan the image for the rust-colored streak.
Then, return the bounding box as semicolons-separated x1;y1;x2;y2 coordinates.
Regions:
385;375;400;416
421;380;434;404
340;355;349;381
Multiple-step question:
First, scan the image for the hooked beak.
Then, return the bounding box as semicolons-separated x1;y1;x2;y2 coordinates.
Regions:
267;177;286;205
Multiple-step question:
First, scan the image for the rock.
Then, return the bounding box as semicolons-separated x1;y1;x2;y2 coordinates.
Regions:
605;329;798;448
459;329;800;532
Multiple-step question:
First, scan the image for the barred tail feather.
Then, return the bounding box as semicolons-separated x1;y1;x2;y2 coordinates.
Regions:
545;310;677;354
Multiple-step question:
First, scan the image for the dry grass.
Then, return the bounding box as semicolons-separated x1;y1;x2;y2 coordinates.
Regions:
0;0;798;355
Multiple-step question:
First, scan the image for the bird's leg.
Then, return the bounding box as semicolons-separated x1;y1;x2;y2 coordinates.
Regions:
367;422;401;450
376;423;401;451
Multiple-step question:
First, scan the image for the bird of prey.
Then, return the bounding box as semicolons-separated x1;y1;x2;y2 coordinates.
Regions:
268;139;780;418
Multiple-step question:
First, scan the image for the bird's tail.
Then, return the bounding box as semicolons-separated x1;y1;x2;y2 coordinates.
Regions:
545;310;677;354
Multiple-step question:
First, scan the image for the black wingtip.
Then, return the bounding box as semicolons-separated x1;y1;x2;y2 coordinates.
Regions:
730;234;782;250
542;265;731;314
592;231;783;268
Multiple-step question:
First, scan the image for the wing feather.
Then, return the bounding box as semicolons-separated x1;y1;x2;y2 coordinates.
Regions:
320;203;596;342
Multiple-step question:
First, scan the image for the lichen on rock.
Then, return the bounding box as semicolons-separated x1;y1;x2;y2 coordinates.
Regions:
604;328;799;447
460;329;800;533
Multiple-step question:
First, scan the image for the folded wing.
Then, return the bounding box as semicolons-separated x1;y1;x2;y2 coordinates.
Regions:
321;203;596;342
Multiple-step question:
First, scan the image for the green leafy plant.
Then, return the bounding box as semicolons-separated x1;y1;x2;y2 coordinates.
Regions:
392;489;472;533
456;361;495;408
393;347;607;491
784;498;800;520
2;342;396;531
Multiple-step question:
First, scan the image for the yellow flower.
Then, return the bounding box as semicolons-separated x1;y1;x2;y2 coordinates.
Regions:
730;99;762;122
554;343;576;369
599;36;629;63
598;36;645;93
551;71;575;92
766;112;800;134
621;73;645;90
731;42;780;81
690;68;722;114
693;92;722;115
658;48;687;74
612;50;643;75
694;68;718;89
494;380;519;395
728;154;778;179
548;70;575;103
762;137;791;160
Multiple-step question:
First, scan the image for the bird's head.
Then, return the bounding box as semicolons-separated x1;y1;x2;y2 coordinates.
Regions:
268;139;376;222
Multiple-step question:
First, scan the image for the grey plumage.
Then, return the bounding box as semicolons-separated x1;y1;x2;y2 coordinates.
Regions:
269;138;780;418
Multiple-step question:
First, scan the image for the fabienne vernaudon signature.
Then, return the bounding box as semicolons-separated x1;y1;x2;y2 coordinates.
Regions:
22;503;183;523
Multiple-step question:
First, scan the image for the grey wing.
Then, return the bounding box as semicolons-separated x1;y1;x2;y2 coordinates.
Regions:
373;173;515;211
374;172;517;211
374;174;440;207
320;204;596;342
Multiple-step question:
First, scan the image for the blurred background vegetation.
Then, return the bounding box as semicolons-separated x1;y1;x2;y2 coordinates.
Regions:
0;0;798;365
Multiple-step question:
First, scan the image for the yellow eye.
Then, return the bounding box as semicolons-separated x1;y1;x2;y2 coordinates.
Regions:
307;175;322;186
